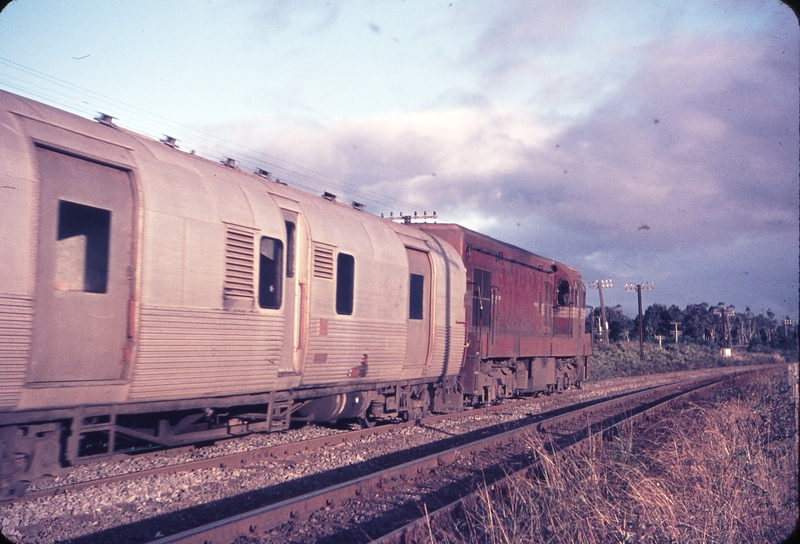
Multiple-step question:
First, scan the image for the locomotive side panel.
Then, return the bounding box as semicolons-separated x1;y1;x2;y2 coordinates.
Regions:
416;223;591;398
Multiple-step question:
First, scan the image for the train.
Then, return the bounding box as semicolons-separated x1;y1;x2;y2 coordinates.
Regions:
0;89;591;497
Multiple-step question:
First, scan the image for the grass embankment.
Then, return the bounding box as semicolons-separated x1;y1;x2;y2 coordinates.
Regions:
589;341;791;381
436;365;798;543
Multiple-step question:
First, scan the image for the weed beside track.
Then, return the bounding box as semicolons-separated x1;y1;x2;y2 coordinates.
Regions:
438;365;798;544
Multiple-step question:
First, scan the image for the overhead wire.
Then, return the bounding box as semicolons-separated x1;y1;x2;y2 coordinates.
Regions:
0;57;428;215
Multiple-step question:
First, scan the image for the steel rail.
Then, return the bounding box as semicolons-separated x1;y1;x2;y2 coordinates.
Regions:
12;386;595;503
148;375;725;544
375;376;734;544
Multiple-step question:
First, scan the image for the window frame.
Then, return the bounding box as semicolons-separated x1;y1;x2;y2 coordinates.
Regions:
409;273;425;320
557;279;571;306
472;268;492;327
335;252;355;315
55;199;111;294
258;235;284;309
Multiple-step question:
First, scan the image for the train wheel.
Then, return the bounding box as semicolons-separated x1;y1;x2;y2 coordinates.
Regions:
358;412;377;429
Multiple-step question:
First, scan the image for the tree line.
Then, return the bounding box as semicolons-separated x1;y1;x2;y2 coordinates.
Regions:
588;303;798;353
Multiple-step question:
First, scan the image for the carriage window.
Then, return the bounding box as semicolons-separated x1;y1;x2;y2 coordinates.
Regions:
258;236;283;309
336;253;354;315
55;200;110;293
557;279;571;306
409;273;424;320
285;221;296;278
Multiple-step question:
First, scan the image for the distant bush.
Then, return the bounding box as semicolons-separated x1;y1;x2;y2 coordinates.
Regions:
589;341;788;381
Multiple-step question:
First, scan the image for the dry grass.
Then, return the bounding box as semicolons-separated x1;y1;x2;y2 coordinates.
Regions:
434;368;798;544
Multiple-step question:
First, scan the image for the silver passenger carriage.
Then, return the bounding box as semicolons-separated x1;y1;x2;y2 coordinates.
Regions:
0;90;466;496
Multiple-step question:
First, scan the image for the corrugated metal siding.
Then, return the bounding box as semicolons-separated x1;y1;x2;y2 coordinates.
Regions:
0;295;33;408
426;323;465;378
302;317;406;384
129;306;283;401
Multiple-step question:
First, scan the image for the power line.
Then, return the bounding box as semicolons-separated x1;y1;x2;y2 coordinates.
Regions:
0;57;427;213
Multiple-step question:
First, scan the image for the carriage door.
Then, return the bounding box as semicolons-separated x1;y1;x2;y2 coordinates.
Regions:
279;209;301;374
404;248;431;369
28;147;134;383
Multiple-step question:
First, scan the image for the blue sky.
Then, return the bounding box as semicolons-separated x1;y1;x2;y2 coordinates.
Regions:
1;0;797;320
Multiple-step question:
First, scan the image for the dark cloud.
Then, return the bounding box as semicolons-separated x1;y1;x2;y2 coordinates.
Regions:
212;3;798;318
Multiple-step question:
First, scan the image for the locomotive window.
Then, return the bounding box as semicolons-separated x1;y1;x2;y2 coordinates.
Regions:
258;236;284;309
472;268;492;327
336;253;354;315
55;200;110;293
409;273;424;320
557;279;570;306
285;221;296;278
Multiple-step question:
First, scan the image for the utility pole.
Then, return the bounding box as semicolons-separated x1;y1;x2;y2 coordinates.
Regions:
670;321;682;344
713;303;735;356
625;282;654;358
588;280;612;343
784;318;797;338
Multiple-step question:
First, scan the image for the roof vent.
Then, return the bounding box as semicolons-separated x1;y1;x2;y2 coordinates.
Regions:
322;192;337;201
161;135;178;148
95;113;116;127
352;201;365;211
222;157;237;168
256;168;287;185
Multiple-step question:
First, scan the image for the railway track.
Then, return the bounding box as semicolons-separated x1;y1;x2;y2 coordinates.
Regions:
1;365;769;543
12;386;593;505
148;372;741;544
11;369;684;504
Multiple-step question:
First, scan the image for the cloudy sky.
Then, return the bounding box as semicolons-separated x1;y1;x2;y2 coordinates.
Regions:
1;0;797;319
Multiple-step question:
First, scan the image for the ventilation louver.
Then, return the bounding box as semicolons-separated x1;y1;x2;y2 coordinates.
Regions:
313;242;335;279
224;223;256;300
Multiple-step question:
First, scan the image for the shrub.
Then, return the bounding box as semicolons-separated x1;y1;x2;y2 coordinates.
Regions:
589;341;786;381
